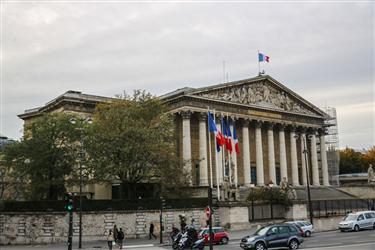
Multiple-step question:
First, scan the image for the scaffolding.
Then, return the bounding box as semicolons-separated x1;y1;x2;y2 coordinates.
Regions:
322;107;340;186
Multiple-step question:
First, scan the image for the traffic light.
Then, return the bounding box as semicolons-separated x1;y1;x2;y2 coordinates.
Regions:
64;193;74;212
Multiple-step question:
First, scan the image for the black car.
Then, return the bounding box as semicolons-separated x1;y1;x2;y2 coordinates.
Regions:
240;224;304;250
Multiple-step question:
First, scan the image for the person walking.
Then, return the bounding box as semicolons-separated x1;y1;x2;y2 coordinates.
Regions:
117;228;124;249
107;229;114;250
149;222;157;240
113;224;119;244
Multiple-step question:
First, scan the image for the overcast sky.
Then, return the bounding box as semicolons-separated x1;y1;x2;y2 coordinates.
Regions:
1;1;374;149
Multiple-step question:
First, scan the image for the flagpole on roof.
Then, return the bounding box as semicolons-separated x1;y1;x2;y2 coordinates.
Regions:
257;50;260;76
207;107;213;189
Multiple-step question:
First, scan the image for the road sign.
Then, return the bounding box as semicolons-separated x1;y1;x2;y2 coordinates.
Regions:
205;206;211;219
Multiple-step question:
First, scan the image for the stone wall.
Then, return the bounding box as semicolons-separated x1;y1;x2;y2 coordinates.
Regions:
0;208;219;245
338;186;375;199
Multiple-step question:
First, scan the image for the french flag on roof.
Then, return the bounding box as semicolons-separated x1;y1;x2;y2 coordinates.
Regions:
258;52;270;63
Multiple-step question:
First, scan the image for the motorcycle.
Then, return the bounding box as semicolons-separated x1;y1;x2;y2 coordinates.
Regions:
172;232;183;249
177;227;205;250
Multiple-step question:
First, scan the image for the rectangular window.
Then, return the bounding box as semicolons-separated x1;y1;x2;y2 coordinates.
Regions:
251;165;257;185
276;166;281;185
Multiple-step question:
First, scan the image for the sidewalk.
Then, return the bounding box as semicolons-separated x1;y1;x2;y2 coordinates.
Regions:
0;229;254;250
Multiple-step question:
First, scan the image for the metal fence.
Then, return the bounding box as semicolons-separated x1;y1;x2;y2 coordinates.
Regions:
311;199;375;218
248;203;287;222
0;197;211;212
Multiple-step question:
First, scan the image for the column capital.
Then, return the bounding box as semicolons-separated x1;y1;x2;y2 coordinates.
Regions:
199;112;207;121
180;110;192;119
277;123;286;131
298;126;308;134
242;119;250;126
318;128;327;136
266;122;275;130
288;125;297;133
308;127;318;135
253;120;263;128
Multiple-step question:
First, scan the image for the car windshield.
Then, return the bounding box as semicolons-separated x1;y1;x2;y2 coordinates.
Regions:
255;227;269;236
343;215;357;221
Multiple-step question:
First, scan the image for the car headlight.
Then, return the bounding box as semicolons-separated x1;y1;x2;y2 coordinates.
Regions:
247;237;256;242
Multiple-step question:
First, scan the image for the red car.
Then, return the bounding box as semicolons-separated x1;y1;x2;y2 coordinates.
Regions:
198;227;229;245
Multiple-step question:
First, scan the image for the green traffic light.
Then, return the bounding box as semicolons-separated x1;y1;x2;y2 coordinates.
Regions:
65;204;74;211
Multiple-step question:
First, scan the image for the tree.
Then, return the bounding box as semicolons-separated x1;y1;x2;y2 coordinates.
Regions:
339;147;366;174
363;146;375;168
2;113;80;200
85;90;187;199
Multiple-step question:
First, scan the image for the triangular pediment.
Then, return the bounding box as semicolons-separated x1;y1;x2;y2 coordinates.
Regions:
190;76;325;117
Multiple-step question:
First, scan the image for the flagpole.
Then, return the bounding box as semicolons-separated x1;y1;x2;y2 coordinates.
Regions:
213;109;221;201
257;50;260;76
221;114;225;183
207;107;213;189
227;114;232;186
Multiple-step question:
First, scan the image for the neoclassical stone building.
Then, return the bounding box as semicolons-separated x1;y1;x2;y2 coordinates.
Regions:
161;75;331;187
18;75;332;199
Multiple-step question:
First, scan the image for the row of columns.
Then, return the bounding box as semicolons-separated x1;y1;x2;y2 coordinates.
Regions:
181;111;330;187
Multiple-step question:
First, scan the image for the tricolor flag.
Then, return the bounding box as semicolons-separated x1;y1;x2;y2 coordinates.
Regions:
233;123;240;155
208;111;225;152
258;52;270;63
222;117;232;153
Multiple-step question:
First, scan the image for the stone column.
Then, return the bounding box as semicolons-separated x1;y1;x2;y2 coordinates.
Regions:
242;120;251;186
255;121;264;186
300;132;308;186
267;123;276;185
198;113;208;186
216;119;223;185
279;124;288;182
181;110;192;185
290;127;300;186
310;131;320;186
320;130;330;186
230;121;238;187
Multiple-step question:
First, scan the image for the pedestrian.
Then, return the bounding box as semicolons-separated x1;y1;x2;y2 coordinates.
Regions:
107;229;114;250
117;228;124;249
113;224;119;244
149;222;157;240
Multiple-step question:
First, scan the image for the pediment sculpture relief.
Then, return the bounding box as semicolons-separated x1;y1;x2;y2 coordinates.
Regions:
195;82;316;115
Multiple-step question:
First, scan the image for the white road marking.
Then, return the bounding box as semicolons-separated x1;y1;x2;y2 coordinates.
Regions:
302;242;375;249
125;244;155;248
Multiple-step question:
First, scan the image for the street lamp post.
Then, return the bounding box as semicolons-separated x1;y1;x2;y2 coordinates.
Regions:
249;183;255;221
70;117;92;249
296;133;314;225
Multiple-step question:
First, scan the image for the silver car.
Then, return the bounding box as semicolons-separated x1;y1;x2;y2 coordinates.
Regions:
338;211;375;232
286;221;314;237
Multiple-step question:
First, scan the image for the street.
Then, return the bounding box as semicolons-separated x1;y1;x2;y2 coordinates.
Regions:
1;229;374;250
161;229;374;250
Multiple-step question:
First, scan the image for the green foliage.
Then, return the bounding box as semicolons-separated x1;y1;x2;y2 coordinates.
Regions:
2;113;81;200
85;90;188;198
246;187;292;207
339;147;367;174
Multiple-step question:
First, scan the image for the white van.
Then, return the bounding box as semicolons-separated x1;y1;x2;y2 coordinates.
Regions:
338;211;375;232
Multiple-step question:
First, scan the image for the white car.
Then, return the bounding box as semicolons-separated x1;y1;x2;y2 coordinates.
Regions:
286;221;314;237
338;211;375;232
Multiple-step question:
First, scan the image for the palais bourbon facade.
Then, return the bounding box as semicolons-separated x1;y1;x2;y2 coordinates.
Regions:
19;75;332;199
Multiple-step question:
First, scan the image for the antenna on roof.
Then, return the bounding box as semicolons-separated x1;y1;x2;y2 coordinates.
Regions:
222;60;226;83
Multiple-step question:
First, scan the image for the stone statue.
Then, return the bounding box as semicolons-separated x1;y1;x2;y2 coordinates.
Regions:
221;177;230;201
280;177;289;191
368;164;375;183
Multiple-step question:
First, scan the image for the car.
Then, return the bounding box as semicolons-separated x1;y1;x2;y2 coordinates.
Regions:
198;227;229;245
286;220;314;237
338;211;375;232
240;224;303;250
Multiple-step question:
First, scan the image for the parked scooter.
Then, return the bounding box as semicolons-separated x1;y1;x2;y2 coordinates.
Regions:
172;232;183;249
177;226;205;249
